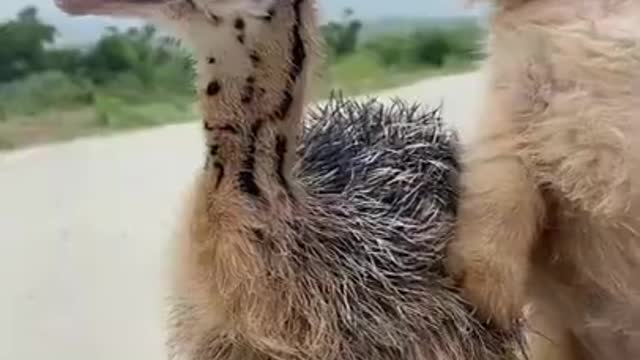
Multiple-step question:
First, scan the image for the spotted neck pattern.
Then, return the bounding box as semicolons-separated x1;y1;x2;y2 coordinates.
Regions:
193;0;314;203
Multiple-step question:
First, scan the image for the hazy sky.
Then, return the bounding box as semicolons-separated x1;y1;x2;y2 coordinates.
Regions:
2;0;486;43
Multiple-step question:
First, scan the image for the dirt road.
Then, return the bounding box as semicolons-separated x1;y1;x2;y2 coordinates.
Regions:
0;71;484;360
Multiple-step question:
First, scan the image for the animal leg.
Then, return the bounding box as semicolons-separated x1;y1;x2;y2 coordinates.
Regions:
448;95;545;329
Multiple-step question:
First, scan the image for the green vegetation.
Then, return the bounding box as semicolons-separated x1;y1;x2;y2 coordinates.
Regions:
0;6;485;149
323;18;483;95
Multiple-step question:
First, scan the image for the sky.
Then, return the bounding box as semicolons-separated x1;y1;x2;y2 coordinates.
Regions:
1;0;487;44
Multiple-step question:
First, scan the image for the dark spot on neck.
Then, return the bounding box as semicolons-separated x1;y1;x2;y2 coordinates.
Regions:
252;228;265;240
208;144;219;157
241;92;254;104
241;76;256;104
207;12;222;25
290;0;307;81
271;0;306;121
207;57;216;64
237;34;245;44
216;124;239;134
206;80;221;96
238;119;264;198
261;7;276;21
275;90;293;120
249;51;261;65
234;18;245;30
213;162;225;189
275;134;293;197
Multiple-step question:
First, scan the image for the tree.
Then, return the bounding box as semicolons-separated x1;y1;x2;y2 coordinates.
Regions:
411;30;451;67
84;26;157;84
320;8;362;58
0;6;57;81
84;24;191;89
45;48;85;75
85;30;137;82
365;34;408;67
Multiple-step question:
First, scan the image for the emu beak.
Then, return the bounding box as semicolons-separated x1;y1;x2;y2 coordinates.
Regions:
54;0;168;17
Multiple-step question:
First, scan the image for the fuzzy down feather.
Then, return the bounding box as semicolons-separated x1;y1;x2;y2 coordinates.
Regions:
296;96;521;359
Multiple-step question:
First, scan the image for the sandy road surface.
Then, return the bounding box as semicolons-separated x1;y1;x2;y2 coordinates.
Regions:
0;71;484;360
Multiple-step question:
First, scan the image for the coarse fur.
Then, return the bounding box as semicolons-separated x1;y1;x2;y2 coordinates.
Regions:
55;0;524;359
449;0;640;359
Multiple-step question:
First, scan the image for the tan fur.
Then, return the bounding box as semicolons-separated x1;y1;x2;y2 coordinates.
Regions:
165;2;326;357
450;0;640;358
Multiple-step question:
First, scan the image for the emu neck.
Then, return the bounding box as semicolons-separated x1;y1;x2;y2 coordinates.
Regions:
190;0;313;201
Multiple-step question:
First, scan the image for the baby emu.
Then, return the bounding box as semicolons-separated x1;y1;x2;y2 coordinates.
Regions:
450;0;640;359
57;0;521;359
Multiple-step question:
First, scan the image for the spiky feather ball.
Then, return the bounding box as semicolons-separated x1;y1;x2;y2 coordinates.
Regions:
282;95;522;359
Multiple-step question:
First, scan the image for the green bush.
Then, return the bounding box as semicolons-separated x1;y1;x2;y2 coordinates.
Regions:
321;8;363;59
364;34;411;67
94;94;193;128
411;30;452;66
364;22;485;69
0;71;94;115
0;7;56;82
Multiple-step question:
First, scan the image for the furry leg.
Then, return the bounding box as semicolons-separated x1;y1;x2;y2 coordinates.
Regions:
448;93;545;329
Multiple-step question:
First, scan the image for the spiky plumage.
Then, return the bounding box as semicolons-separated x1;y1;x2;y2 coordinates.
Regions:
298;96;520;359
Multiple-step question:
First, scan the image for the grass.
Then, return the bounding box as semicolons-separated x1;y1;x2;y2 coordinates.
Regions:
0;97;196;149
0;54;476;150
322;50;476;96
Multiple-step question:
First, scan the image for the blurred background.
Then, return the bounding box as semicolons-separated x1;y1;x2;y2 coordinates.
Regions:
0;0;487;149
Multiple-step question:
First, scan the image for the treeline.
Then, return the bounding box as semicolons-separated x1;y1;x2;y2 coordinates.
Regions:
364;23;484;68
0;7;193;117
322;10;484;68
0;7;191;83
0;6;484;119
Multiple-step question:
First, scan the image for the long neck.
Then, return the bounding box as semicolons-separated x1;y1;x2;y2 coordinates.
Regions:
190;0;316;203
